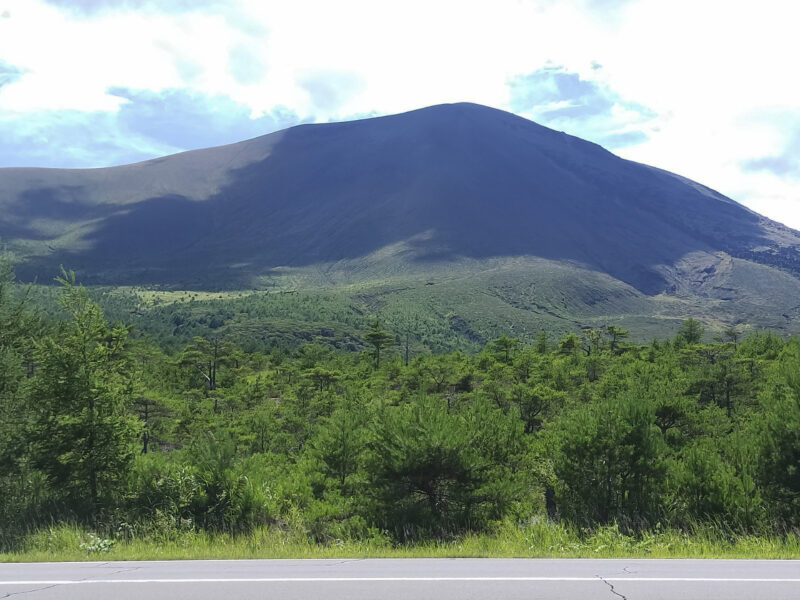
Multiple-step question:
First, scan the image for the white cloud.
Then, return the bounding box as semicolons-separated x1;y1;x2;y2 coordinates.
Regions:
507;65;657;149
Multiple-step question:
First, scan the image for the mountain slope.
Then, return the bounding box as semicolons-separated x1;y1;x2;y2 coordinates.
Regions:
2;102;800;337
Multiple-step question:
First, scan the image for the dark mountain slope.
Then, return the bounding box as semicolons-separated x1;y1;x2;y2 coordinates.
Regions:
1;103;799;295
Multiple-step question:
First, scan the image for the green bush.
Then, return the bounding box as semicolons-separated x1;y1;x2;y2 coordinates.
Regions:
365;396;526;540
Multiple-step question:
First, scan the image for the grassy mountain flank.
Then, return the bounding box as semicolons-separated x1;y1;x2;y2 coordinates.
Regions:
21;253;800;355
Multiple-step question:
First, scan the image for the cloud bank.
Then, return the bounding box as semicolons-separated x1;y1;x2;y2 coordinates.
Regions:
0;87;302;168
742;128;800;180
0;60;24;88
508;65;655;150
109;87;301;150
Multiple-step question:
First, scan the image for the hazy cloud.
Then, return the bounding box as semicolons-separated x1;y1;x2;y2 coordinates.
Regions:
742;129;800;179
0;88;305;168
41;0;223;16
601;130;648;148
40;0;266;38
584;0;634;9
297;69;364;114
536;0;635;19
0;109;165;167
333;110;381;123
0;61;24;89
228;44;265;86
108;87;301;150
153;40;205;84
508;65;656;149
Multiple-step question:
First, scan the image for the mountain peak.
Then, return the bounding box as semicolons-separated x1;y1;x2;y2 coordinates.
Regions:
1;103;798;301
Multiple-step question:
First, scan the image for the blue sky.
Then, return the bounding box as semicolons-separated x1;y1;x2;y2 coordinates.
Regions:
1;0;799;228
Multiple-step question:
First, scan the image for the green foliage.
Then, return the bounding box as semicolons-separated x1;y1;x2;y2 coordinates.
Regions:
0;255;33;483
2;261;800;554
758;340;800;527
604;324;630;353
366;397;525;540
364;319;395;368
28;270;139;517
79;533;115;554
677;318;705;345
550;389;667;529
671;436;764;530
308;401;369;494
490;335;519;364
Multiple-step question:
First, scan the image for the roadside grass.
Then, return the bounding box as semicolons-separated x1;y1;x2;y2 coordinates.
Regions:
4;519;798;562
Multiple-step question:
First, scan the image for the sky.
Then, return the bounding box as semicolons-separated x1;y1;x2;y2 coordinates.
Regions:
1;0;799;228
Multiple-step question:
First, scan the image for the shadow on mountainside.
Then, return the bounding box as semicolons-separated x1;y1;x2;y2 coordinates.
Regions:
7;103;790;291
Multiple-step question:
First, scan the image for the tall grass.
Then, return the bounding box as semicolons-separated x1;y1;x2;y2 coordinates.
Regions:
3;518;798;562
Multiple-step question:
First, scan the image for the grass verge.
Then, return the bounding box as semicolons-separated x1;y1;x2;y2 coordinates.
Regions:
3;519;799;562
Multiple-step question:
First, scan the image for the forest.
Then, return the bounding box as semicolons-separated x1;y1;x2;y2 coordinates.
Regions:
1;258;799;558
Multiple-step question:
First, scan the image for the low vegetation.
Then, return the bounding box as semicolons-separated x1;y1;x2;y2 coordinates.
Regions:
1;258;799;560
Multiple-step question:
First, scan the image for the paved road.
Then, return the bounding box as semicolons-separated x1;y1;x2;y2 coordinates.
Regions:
1;558;799;599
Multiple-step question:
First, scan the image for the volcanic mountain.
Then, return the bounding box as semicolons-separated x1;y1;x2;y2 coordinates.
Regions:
3;102;800;336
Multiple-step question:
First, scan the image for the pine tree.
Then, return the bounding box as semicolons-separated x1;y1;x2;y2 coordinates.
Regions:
364;319;394;368
0;254;35;482
29;269;139;517
677;318;704;345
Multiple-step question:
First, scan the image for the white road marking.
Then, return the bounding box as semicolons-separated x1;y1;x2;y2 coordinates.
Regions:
2;577;800;585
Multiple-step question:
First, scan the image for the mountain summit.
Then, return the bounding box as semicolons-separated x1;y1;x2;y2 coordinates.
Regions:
2;102;800;312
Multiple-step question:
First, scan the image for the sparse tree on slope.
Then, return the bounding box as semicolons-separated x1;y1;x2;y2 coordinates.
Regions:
364;319;394;369
677;318;704;345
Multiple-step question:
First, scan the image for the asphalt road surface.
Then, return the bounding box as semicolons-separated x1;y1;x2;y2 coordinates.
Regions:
2;558;799;599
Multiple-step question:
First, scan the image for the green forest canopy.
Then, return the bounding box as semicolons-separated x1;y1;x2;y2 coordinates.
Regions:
1;260;799;551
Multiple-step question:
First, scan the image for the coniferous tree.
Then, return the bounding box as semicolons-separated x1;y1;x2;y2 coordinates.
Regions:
29;270;139;517
677;318;704;345
550;389;667;528
758;341;800;527
367;396;524;539
0;255;37;528
0;256;29;470
364;319;394;368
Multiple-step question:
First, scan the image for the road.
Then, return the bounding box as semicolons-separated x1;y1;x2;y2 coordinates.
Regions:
1;558;799;599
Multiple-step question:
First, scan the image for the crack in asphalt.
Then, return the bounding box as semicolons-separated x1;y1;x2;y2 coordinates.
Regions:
1;584;60;598
107;566;142;577
597;575;628;600
0;564;142;598
327;559;365;567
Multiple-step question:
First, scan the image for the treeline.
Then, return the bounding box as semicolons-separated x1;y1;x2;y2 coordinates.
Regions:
1;263;799;550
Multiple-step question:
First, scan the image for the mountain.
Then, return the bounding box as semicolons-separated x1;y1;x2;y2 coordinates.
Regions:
3;102;800;339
